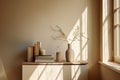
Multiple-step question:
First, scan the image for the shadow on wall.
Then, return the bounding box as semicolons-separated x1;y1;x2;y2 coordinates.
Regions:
0;41;33;80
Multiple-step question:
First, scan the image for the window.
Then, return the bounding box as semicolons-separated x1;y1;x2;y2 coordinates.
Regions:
101;0;120;63
102;0;113;62
100;0;120;74
114;0;120;62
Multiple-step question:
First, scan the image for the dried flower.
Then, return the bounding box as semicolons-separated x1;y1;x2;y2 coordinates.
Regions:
51;25;68;42
51;25;89;44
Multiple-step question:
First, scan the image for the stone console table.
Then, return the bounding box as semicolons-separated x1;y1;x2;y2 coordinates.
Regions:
22;61;88;80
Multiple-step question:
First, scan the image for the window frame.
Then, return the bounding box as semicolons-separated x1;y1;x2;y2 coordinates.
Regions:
113;0;120;63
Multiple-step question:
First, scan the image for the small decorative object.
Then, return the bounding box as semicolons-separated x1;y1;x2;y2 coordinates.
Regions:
37;41;41;50
27;46;33;62
56;52;62;62
26;41;51;62
34;44;39;56
38;42;46;55
66;43;74;62
40;49;46;55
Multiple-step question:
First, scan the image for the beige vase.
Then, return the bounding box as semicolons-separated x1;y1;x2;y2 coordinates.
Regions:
27;46;34;62
65;43;74;62
56;52;62;62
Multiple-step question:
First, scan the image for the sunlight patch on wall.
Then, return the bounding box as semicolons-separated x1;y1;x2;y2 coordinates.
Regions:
67;7;88;61
81;7;88;61
67;19;80;61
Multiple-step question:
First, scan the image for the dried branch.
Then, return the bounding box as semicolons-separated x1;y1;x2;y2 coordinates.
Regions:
51;25;67;42
51;25;89;44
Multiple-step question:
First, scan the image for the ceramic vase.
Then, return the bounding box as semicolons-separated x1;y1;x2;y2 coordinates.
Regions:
27;46;33;62
65;43;74;62
56;52;62;62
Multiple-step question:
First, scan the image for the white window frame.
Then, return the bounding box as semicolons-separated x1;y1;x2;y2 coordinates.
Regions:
100;0;120;74
114;0;120;63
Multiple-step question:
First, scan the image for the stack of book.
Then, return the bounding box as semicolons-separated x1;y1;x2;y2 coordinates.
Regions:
35;55;54;62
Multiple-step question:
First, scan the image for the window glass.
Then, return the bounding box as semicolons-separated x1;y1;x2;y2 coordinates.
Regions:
114;0;120;61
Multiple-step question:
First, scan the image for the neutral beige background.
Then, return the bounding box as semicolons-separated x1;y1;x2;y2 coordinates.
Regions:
0;0;101;80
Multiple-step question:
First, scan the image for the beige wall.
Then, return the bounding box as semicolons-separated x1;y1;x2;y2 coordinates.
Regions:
0;0;100;80
87;0;101;80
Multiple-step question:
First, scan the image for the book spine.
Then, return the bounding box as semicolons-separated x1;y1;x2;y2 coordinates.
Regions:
35;60;54;62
